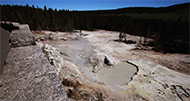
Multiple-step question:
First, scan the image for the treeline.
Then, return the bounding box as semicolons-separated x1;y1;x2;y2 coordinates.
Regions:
0;4;189;54
0;4;88;31
91;14;189;53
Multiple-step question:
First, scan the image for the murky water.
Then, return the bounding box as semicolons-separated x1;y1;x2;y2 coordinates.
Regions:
96;62;137;86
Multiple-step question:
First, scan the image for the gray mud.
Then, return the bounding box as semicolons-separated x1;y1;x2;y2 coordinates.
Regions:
96;62;137;86
57;37;96;81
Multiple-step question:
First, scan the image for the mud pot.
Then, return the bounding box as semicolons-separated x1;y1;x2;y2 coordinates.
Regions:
96;62;137;86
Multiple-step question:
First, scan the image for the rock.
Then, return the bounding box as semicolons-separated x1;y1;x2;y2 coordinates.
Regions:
17;24;30;30
40;37;46;41
68;33;79;40
0;45;70;100
11;22;20;27
1;21;19;32
1;21;35;47
3;21;30;31
0;22;70;100
9;30;36;47
36;42;85;81
88;53;115;72
104;56;112;66
0;74;69;101
37;42;67;75
60;38;67;41
172;85;190;101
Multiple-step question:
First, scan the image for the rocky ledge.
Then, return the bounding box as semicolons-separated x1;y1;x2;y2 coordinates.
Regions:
0;22;70;101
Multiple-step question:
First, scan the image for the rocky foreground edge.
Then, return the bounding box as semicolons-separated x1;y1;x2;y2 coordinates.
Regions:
0;21;70;101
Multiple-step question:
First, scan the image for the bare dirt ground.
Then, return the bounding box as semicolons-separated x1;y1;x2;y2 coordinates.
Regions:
33;30;190;101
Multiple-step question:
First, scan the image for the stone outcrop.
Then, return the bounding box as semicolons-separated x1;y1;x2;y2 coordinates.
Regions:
1;21;30;31
0;22;70;101
37;42;66;76
9;30;36;47
1;21;36;48
36;42;85;82
88;52;115;72
1;21;19;32
0;46;69;101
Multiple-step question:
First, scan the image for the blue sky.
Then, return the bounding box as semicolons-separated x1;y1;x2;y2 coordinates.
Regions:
1;0;189;11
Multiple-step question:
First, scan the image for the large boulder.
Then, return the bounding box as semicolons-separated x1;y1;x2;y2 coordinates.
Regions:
17;24;30;30
9;30;36;47
88;52;115;72
1;21;35;47
1;21;19;32
0;45;70;101
5;21;30;31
